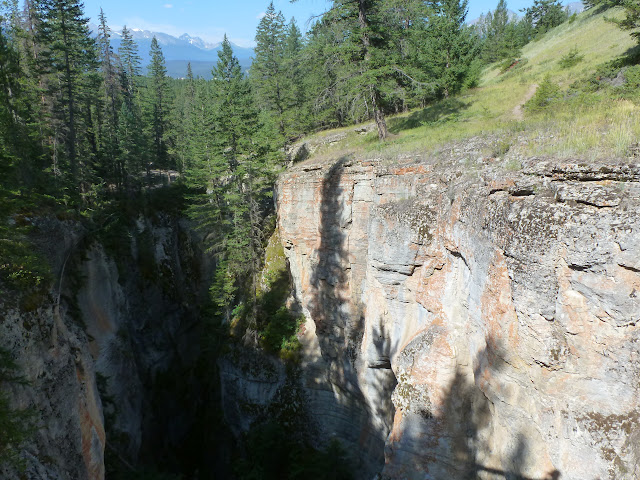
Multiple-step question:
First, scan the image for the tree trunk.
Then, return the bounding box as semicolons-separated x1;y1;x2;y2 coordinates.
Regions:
359;0;388;140
371;85;388;140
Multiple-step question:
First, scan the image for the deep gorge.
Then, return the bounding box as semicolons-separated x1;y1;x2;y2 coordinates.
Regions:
2;140;639;479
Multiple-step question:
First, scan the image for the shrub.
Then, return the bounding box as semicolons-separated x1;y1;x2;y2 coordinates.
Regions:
526;75;561;111
0;349;35;469
0;225;52;310
559;46;585;69
235;421;353;480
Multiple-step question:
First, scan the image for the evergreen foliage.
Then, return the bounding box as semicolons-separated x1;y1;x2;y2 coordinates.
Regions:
478;0;523;62
522;0;569;38
419;0;480;98
251;3;287;140
183;36;279;324
36;0;99;195
146;36;170;175
618;0;640;43
0;348;35;469
97;9;121;187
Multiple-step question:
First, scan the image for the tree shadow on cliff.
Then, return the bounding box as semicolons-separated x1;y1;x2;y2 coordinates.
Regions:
368;319;398;432
308;154;363;396
388;340;562;480
309;156;351;340
306;156;396;476
444;343;561;480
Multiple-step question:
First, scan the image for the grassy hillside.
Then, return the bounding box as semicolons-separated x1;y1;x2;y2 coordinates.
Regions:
300;7;639;163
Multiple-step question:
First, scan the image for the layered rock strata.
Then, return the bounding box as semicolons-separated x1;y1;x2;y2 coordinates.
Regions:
276;149;640;480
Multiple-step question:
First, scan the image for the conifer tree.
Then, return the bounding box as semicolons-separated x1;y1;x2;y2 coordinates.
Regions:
295;0;399;139
300;14;348;128
118;26;141;104
479;0;522;62
420;0;479;98
215;38;276;324
116;26;144;188
281;17;307;138
97;8;121;186
145;36;170;180
348;0;390;139
0;3;47;191
523;0;568;37
36;0;98;192
185;36;277;322
251;3;287;139
167;62;196;173
618;0;640;43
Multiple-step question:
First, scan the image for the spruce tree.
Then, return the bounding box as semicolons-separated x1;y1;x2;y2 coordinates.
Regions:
145;36;170;180
116;26;144;189
167;62;196;173
349;0;390;139
618;0;640;43
281;17;307;138
0;3;47;191
480;0;522;62
185;36;277;323
523;0;568;37
36;0;98;193
251;3;287;140
420;0;479;98
97;8;121;187
118;25;141;104
295;0;400;139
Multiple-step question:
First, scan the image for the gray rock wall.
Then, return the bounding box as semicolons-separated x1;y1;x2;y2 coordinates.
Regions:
276;149;640;480
0;214;205;479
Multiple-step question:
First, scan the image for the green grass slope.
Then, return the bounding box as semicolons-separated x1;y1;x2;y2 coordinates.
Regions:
301;7;640;163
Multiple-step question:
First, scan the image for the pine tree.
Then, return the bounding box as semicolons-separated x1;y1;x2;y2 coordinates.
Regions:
36;0;99;193
0;2;47;191
281;17;308;138
523;0;568;37
251;3;287;140
167;62;196;173
420;0;479;98
118;25;141;105
300;13;350;128
185;36;277;323
349;0;391;139
97;8;121;187
616;0;640;43
215;37;276;325
116;26;144;189
296;0;403;139
145;36;170;181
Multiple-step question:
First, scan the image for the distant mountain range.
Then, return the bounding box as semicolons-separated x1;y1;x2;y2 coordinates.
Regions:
90;25;254;79
93;0;584;79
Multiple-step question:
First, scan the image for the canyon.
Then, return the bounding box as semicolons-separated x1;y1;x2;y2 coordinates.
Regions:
2;138;640;479
273;138;640;479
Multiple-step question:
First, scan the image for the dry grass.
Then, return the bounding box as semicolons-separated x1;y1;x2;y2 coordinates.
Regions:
304;7;640;163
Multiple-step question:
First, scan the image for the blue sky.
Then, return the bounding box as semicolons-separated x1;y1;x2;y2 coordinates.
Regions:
81;0;540;47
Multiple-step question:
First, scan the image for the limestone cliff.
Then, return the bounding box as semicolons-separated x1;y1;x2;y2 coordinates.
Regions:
276;142;640;479
0;213;206;479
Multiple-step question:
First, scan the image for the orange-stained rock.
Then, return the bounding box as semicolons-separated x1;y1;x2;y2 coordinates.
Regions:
277;151;640;480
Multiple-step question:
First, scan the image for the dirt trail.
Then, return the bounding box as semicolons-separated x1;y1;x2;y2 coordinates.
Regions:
512;83;539;120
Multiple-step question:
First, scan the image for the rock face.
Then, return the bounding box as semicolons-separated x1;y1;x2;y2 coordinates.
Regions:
276;149;640;479
0;214;206;479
